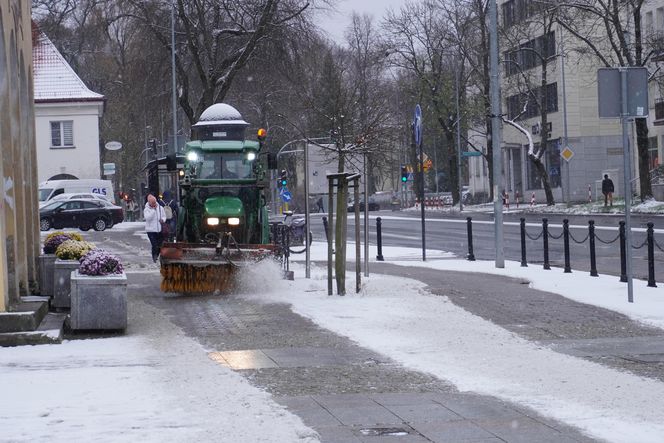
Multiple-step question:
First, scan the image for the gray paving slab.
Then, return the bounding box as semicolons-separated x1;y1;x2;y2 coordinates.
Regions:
412;420;497;442
432;393;524;421
386;402;463;423
475;418;582;443
541;335;664;358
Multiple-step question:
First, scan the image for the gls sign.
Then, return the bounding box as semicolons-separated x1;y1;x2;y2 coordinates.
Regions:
92;188;108;195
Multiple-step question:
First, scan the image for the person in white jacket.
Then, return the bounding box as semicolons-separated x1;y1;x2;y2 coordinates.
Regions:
144;194;166;262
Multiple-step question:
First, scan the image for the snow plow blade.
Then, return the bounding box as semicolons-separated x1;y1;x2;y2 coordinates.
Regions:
159;242;276;294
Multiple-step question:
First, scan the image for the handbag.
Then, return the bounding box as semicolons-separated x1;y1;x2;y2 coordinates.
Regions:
160;220;170;235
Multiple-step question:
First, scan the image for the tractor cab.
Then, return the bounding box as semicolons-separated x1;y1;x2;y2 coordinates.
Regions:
177;103;269;246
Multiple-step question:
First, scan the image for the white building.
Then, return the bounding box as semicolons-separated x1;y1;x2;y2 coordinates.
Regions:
32;26;104;182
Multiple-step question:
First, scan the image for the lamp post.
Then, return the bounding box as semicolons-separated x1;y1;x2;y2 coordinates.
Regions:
170;0;178;153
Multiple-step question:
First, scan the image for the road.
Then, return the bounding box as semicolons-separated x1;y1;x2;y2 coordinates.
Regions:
305;209;664;282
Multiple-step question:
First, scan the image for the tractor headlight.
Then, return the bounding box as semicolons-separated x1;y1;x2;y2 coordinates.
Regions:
186;151;199;162
246;151;257;161
207;217;220;226
228;217;240;226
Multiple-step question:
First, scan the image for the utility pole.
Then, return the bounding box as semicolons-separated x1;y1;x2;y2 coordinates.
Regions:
489;0;504;268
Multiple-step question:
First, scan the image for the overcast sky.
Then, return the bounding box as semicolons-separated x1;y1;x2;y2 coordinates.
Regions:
315;0;408;45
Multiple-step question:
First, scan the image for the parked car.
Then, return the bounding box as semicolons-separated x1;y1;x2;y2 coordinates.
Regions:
39;198;124;232
347;197;380;211
39;192;111;208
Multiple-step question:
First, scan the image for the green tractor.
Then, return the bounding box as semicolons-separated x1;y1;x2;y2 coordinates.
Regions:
160;103;278;293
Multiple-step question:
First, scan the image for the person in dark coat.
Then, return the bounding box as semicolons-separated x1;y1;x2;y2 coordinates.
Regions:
602;174;614;207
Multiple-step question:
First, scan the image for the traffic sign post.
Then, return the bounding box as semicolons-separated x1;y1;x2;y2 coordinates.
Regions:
103;162;116;176
597;67;649;304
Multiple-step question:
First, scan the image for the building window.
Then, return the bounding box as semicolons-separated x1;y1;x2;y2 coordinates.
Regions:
506;83;558;120
649;136;659;170
504;32;556;76
50;121;74;148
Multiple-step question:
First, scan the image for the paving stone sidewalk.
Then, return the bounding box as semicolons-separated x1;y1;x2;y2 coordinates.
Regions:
135;269;599;443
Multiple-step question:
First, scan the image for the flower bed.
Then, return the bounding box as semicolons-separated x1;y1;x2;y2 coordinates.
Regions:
40;232;84;298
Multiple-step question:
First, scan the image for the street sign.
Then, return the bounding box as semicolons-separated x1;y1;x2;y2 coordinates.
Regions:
104;141;122;151
413;104;422;148
461;151;482;157
103;162;115;174
561;146;575;162
598;68;648;118
280;190;292;202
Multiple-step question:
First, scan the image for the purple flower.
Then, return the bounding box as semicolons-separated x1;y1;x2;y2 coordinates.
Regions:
43;235;72;254
78;249;124;276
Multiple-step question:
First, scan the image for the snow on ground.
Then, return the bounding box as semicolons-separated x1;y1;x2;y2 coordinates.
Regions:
0;297;318;443
245;241;664;443
21;223;664;442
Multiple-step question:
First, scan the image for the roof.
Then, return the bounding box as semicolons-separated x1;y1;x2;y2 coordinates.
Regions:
32;23;104;103
193;103;249;127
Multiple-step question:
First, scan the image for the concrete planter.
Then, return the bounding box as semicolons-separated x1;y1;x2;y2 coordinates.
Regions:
38;254;57;296
53;259;80;309
70;271;127;330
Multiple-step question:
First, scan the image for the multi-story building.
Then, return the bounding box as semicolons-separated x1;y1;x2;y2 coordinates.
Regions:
467;0;649;203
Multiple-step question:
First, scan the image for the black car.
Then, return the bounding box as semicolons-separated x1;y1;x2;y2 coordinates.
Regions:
347;198;380;211
39;198;124;232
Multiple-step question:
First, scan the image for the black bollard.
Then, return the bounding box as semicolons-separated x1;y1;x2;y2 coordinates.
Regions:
376;217;385;261
619;221;627;283
466;217;476;261
542;218;550;270
520;218;527;267
589;220;598;277
322;216;329;242
563;219;571;273
647;222;657;287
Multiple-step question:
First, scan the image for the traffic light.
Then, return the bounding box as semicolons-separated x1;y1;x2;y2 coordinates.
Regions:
279;169;288;188
401;165;408;183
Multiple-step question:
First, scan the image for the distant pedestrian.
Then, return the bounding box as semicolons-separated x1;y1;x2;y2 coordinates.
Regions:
144;194;166;262
602;174;614;207
316;196;324;213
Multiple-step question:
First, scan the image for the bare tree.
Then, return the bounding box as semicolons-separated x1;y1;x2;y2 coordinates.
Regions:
501;5;558;205
127;0;312;127
384;0;468;204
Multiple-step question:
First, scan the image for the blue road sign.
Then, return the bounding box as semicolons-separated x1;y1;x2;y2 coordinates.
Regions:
413;104;422;148
461;151;482;157
280;189;292;202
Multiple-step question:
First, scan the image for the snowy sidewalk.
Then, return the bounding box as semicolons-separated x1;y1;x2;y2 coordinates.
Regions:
0;294;318;443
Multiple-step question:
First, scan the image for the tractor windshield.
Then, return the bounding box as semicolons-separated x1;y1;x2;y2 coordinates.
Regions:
199;152;254;180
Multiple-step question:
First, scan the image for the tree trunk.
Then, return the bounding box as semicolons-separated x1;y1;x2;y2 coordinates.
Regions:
635;118;652;201
334;177;347;296
529;153;554;204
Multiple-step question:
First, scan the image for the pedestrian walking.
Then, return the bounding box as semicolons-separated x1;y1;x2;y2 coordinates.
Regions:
602;174;614;207
316;196;324;213
144;194;166;262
